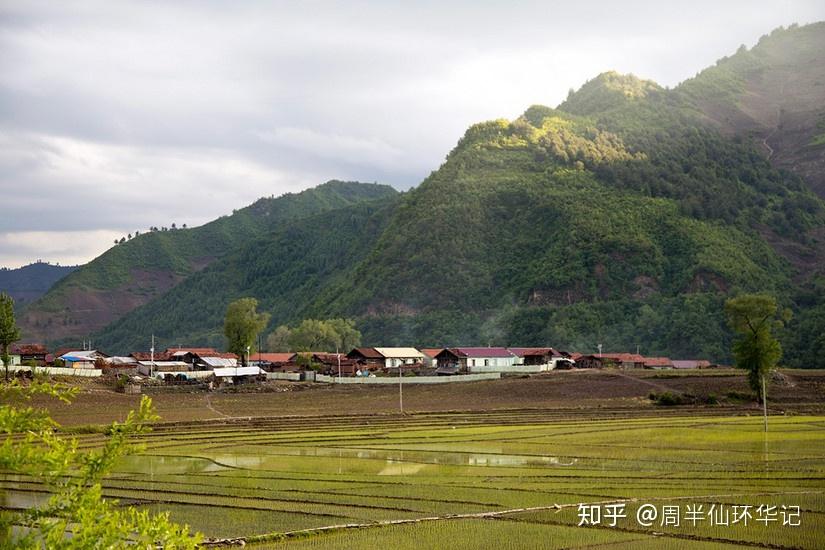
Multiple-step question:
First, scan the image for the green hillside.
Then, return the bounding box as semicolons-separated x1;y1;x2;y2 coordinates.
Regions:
21;181;397;344
94;197;399;352
90;24;825;367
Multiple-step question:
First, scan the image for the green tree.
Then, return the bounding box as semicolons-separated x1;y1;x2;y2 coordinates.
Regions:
327;318;362;351
0;378;200;548
724;294;790;403
288;319;338;351
0;292;21;381
266;324;292;352
224;298;270;367
287;318;361;352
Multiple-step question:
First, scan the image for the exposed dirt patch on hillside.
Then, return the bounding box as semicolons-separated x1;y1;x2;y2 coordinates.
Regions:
756;224;825;282
20;268;188;342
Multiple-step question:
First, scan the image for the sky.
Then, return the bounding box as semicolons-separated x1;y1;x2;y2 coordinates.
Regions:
1;1;824;268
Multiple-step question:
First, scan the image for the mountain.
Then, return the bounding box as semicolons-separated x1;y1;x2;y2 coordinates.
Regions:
0;262;78;306
89;24;825;368
677;22;825;198
93;196;400;352
19;181;397;343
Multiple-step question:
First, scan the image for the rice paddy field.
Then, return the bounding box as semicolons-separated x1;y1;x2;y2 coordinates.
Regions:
3;409;824;549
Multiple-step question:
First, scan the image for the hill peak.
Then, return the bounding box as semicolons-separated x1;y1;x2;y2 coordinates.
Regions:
559;71;662;116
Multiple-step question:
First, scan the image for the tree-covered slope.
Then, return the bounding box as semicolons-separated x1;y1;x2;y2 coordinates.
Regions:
310;103;822;361
92;23;825;366
21;181;396;344
676;23;825;198
96;102;824;363
94;196;399;352
0;262;77;307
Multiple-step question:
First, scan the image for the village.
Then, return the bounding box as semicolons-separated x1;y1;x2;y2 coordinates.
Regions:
5;342;717;389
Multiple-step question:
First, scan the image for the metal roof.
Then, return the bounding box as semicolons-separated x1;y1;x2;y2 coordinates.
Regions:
374;347;425;359
60;350;101;360
201;357;238;368
138;361;189;367
214;366;263;377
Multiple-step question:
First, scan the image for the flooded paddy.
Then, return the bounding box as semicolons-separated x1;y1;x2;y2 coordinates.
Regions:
3;414;824;548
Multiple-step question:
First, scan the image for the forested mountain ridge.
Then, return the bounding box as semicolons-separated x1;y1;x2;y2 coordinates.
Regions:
84;23;825;367
0;262;77;306
94;197;400;352
679;23;825;197
20;181;397;343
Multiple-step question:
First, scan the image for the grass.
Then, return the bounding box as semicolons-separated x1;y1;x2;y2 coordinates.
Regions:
4;413;824;548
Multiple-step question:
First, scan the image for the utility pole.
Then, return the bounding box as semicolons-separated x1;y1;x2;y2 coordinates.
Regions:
337;345;341;382
150;334;155;378
762;374;768;433
399;360;403;414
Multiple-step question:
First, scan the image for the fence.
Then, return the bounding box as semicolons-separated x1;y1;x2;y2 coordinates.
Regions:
315;373;500;384
468;364;552;374
8;365;102;377
266;372;302;382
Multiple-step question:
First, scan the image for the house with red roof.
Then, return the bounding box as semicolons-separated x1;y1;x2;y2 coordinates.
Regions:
420;348;444;368
10;343;49;366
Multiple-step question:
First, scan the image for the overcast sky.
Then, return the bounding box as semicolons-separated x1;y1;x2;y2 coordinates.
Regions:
1;1;823;268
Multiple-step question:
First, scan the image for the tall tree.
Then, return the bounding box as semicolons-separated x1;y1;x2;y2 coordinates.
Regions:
224;298;270;367
724;294;790;403
327;318;362;351
288;319;338;352
287;318;361;352
0;292;21;381
266;325;292;352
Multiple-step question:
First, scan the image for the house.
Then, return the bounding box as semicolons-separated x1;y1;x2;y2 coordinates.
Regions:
373;347;426;369
347;347;386;369
643;357;674;369
312;353;359;376
251;353;296;370
575;353;645;369
101;356;140;376
420;348;444;368
137;361;191;376
106;356;139;366
160;348;239;370
509;347;572;370
10;343;49;366
434;347;515;374
672;360;711;369
130;351;173;362
59;350;108;369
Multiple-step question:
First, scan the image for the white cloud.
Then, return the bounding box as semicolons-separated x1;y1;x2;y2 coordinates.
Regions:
0;230;121;268
1;0;824;267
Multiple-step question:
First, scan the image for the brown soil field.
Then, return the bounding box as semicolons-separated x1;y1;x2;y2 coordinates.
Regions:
24;368;825;427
